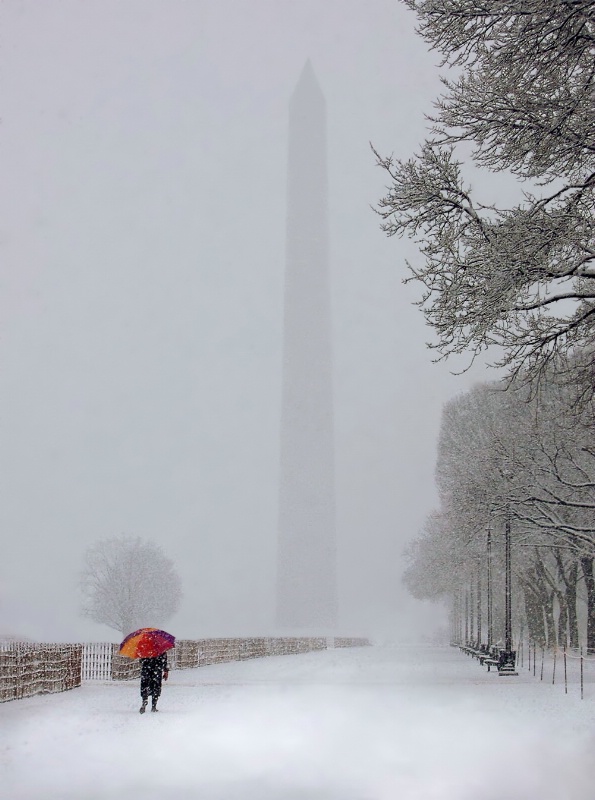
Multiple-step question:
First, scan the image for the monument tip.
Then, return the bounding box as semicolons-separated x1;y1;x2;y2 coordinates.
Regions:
293;59;323;99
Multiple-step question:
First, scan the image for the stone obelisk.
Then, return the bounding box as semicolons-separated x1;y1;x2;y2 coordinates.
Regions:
276;61;337;631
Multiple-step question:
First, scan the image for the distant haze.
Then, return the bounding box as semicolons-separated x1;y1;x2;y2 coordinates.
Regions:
1;0;490;642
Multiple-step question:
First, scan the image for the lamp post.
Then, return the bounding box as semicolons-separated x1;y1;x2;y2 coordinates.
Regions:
451;591;461;645
487;526;493;649
459;587;463;644
498;506;518;676
476;564;482;646
505;510;512;653
470;580;475;644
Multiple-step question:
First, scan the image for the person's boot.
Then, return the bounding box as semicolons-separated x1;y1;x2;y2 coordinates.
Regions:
151;702;158;712
140;698;148;714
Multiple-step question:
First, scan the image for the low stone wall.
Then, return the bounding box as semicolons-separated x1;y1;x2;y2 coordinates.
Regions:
172;637;334;669
101;636;371;678
110;647;141;681
0;643;82;703
333;637;371;648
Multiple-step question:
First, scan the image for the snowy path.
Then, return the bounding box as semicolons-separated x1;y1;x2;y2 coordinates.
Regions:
2;645;594;800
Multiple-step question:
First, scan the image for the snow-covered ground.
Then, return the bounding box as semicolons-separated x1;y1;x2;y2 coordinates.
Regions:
2;645;594;800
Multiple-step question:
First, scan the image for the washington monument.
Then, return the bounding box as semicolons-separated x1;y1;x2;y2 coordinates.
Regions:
276;62;337;630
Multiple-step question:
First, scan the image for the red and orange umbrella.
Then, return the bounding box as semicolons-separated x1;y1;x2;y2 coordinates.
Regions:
119;627;175;659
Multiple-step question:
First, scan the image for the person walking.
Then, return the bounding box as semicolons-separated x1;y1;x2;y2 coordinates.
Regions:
139;651;169;713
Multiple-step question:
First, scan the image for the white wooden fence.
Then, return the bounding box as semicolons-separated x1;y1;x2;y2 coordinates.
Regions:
82;643;113;680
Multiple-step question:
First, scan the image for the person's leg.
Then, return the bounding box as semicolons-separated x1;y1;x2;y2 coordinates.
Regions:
150;674;163;711
140;672;150;713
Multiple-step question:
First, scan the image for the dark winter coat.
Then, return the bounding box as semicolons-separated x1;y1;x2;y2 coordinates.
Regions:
140;653;168;699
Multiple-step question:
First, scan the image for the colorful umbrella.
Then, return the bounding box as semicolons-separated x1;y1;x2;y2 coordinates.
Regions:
119;627;175;659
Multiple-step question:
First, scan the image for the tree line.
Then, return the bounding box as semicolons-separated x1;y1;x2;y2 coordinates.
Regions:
375;1;595;650
403;370;595;650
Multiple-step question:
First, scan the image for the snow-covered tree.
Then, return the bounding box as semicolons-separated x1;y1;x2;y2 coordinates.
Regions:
80;535;182;637
405;372;595;648
376;1;595;400
403;510;468;601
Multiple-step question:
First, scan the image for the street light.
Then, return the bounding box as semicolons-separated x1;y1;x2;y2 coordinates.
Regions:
498;505;518;676
476;562;482;646
487;526;493;649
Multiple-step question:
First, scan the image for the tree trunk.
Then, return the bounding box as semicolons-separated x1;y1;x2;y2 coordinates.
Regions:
554;551;580;650
557;596;568;649
534;554;556;648
565;561;579;650
580;557;595;654
544;595;556;648
522;581;546;646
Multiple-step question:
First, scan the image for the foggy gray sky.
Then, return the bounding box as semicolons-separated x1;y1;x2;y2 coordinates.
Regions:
1;0;493;642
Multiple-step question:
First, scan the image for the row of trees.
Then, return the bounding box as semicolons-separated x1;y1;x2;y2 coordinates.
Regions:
404;371;595;649
379;2;595;650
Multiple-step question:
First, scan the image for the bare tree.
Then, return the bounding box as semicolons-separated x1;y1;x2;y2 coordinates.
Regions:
80;535;182;637
375;1;595;399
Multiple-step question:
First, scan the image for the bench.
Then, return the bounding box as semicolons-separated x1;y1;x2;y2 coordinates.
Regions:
482;655;500;671
460;643;501;671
